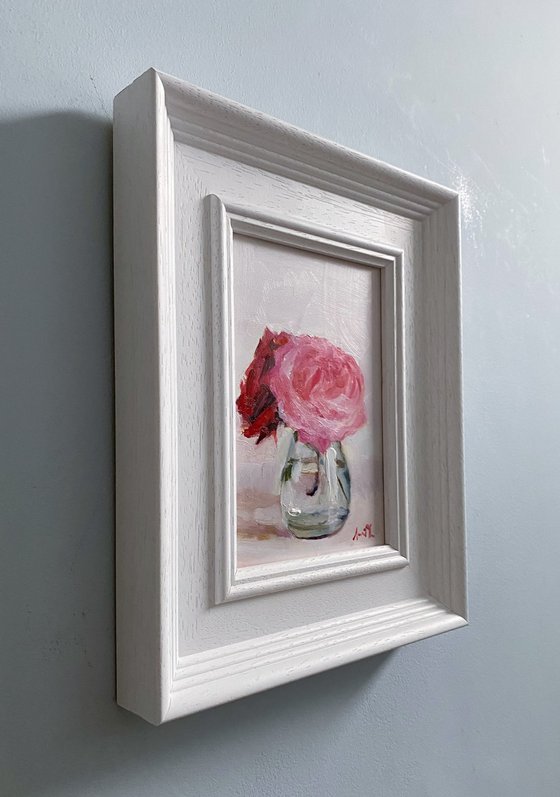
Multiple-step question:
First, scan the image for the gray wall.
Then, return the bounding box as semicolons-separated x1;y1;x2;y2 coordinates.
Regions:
2;2;559;795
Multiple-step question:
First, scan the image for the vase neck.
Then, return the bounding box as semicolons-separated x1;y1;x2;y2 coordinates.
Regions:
290;431;342;457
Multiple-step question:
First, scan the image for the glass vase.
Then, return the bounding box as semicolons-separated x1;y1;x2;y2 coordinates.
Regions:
279;432;350;539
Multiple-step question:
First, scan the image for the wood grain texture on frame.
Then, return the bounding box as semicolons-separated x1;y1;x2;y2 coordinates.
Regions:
114;68;467;725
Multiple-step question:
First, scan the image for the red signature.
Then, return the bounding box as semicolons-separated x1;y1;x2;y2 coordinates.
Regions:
353;523;374;541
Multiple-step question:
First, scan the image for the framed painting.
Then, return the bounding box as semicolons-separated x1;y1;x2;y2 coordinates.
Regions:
210;197;407;602
114;68;467;724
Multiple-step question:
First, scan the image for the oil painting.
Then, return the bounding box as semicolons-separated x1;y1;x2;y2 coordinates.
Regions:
233;234;385;570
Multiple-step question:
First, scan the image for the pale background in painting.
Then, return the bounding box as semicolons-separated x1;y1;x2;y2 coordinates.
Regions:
233;234;385;567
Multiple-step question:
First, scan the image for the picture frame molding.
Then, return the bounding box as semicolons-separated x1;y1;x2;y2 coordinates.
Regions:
209;195;409;603
114;68;467;725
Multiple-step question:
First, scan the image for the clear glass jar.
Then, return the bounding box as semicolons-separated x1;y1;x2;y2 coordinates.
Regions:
279;432;350;539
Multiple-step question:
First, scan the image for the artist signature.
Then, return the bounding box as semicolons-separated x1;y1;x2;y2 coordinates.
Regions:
353;523;374;541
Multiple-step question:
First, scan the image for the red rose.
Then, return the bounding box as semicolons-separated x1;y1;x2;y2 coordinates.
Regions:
236;328;291;443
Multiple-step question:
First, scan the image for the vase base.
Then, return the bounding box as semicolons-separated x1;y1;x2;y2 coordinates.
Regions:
283;509;349;540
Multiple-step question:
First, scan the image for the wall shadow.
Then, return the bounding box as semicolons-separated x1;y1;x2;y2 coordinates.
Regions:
0;113;393;797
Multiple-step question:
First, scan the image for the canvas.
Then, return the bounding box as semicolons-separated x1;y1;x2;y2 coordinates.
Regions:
233;234;385;572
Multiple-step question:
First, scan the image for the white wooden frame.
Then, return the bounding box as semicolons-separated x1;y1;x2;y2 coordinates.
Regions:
209;196;408;602
114;68;467;725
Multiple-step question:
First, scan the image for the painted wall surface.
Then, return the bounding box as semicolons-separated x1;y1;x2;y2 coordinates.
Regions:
2;2;559;795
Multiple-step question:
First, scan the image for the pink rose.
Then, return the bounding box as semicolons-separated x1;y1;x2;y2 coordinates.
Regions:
268;334;366;452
